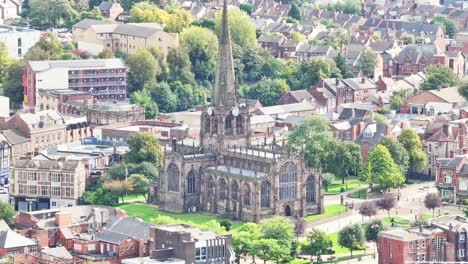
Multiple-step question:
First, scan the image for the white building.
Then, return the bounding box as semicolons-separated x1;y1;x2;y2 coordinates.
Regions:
0;25;40;59
0;95;9;117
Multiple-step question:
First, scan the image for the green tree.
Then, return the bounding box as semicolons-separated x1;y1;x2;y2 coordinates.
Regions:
380;136;410;175
163;9;193;33
302;229;332;260
259;216;296;260
130;89;159;119
374;113;389;124
239;3;254;15
402;35;414;44
290;32;305;41
365;144;404;189
289;58;340;90
82;187;119;206
287;115;335;168
322;172;335;192
338;224;365;257
166;47;195;85
288;2;302;21
398;129;427;172
459;81;468;101
365;219;385;242
191;18;215;30
180;26;218;81
243;78;289;106
215;8;257;47
3;61;25;107
330;141;361;183
129;2;169;23
253;238;290;264
130;162;159;181
29;0;73;28
125;132;163;167
24;33;64;60
357;49;377;78
335;52;354;78
431;16;458;38
0;201;15;225
107;163;128;180
129;174;150;199
233;44;282;83
103;180;133;203
0;42;11;84
151;82;177;113
390;94;403;111
420;64;459;90
170;81;194;111
232;223;262;263
127;49;160;93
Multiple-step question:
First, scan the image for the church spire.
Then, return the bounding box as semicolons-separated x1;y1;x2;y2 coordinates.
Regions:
212;0;237;108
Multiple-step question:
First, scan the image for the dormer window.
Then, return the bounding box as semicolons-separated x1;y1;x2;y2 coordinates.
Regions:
363;131;373;137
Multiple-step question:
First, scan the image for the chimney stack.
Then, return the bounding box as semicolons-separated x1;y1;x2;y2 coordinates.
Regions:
335;78;340;85
361;77;365;84
419;225;423;233
171;137;177;152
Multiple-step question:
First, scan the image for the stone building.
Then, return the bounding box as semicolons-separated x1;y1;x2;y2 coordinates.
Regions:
158;0;323;222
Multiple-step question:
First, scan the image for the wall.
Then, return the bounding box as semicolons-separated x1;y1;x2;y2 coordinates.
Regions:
0;28;40;59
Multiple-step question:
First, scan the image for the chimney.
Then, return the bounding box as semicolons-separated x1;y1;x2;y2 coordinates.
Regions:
171;137;177;152
449;223;453;230
419;225;423;233
55;212;73;227
335;78;340;85
361;77;365;84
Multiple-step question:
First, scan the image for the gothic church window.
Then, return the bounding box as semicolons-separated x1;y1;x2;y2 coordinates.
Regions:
279;162;297;200
306;176;315;203
204;115;210;133
206;176;214;197
225;115;233;134
231;181;239;201
187;171;196;194
212;116;218;134
219;178;227;200
261;181;270;208
168;164;179;192
236;115;242;134
243;183;251;206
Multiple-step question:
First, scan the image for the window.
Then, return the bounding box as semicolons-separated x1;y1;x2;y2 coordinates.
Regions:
195;247;207;261
65;187;72;198
279;162;297;200
51;186;61;197
206;176;214;198
236;115;243;134
461;234;466;243
243;183;251;206
405;62;411;70
428;144;432;152
167;164;179;192
306;176;315;203
218;178;227;200
225;115;233;134
421;240;426;248
187;171;196;194
40;186;48;196
261;181;270;208
28;172;37;181
460;249;465;258
17;38;21;47
51;173;61;182
444;171;453;184
17;48;21;57
28;185;37;195
65;174;72;183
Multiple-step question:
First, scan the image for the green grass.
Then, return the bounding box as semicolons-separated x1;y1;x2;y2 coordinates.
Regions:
116;203;243;231
305;205;347;222
421;214;433;220
328;232;366;255
122;193;146;201
324;180;362;195
348;189;368;199
383;216;411;227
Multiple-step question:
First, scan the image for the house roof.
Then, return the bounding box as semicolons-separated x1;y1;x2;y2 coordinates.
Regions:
96;230;129;244
106;217;156;241
342;77;378;91
98;1;113;10
357;123;390;145
397;44;439;64
29;59;125;72
369;41;395;52
12;159;82;171
1;129;30;145
0;229;36;248
429;87;466;104
287;90;314;102
42;246;73;260
257;34;284;43
73;18;110;29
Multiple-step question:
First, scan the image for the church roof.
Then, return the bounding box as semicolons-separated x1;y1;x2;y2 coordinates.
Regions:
206;165;268;178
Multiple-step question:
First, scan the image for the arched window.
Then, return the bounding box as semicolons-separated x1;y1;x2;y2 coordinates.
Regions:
187;171;196;194
168;164;179;192
306;176;315;203
243;183;251;206
261;181;270;208
219;178;227;200
279;162;297;201
225;115;233;134
236;115;242;134
212;116;218;134
204;114;210;133
231;181;239;201
206;176;214;197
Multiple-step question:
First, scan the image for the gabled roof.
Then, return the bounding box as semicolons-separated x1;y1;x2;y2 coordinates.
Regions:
286;90;314;102
98;1;113;10
429;87;466;104
96;230;128;244
0;229;36;248
73;18;110;29
1;129;30;145
106;217;156;241
397;44;439;64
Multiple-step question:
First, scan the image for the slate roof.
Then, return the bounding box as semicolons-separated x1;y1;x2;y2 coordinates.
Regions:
98;1;113;10
342;77;378;91
338;108;371;120
257;34;281;43
113;24;161;38
369;41;395;52
0;229;36;249
286;90;314;102
429;87;466;104
1;129;30;144
357;123;389;145
73;19;110;29
396;44;439;64
12;159;81;171
42;246;73;260
96;230;128;244
105;217;156;241
29;59;125;72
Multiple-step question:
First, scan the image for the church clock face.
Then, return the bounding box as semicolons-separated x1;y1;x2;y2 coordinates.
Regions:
231;106;239;117
207;106;214;116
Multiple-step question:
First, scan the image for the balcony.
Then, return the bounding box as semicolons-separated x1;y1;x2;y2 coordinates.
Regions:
68;72;126;78
68;81;126;88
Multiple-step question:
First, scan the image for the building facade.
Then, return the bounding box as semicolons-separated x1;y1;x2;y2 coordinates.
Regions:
158;0;323;222
0;134;10;186
0;25;40;59
9;159;86;211
0;0;21;24
23;59;127;108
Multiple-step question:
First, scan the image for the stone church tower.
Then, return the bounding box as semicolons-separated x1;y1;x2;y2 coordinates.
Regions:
158;0;323;221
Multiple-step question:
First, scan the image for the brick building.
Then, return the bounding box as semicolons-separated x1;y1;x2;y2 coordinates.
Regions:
98;1;124;20
257;34;287;57
0;219;37;259
9;159;86;211
23;59;127;108
403;87;466;115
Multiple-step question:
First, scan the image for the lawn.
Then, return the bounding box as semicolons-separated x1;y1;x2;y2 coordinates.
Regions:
122;193;146;201
324;180;363;195
348;189;368;199
116;203;243;231
305;205;347;222
383;216;411;227
328;232;367;255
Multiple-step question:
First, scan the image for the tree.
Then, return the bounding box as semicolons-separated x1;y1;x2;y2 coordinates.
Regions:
232;223;262;263
380;136;410;175
287;115;335;168
130;162;159;181
125;132;163;167
459;81;468;101
0;42;11;84
390;94;403;111
259;216;296;248
293;217;305;237
24;33;64;60
107;163;128;180
164;9;193;33
127;49;160;93
365;219;385;242
357;49;377;78
288;2;302;21
215;8;257;47
290;32;305;41
253;238;290;264
399;128;427;172
330;141;361;183
239;3;254;15
376;193;397;217
180;26;218;82
103;180;133;203
338;224;365;257
234;44;282;83
166;47;195;85
151;82;177;113
289;58;340;90
82;187;119;206
302;229;332;260
129;2;169;23
0;201;15;225
3;61;25;107
335;53;354;78
191;18;215;30
358;201;377;220
28;0;73;28
402;35;414;45
322;172;335;192
424;193;442;217
129;174;150;199
365;144;404;189
431;16;458;38
170;81;194;111
243;78;289;106
420;64;459;90
130;89;159;119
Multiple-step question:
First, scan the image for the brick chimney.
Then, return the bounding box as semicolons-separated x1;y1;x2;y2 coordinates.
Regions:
335;78;340;85
55;212;72;227
419;225;423;233
459;122;467;152
361;77;365;83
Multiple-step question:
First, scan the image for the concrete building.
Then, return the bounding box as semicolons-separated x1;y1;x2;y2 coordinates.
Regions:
72;19;178;56
9;159;86;211
23;58;127;108
0;25;40;59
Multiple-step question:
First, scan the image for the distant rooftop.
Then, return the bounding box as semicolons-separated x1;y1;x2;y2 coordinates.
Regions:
29;58;125;72
156;224;222;241
0;25;37;33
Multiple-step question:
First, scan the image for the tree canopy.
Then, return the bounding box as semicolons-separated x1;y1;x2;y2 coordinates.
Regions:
431;16;458;38
242;78;289;106
398;129;427;172
0;201;15;225
338;224;365;257
364;144;404;189
420;64;459;90
125;132;163;167
357;49;377;78
214;8;257;47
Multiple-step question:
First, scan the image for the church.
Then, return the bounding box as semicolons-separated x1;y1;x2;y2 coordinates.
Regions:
158;0;323;222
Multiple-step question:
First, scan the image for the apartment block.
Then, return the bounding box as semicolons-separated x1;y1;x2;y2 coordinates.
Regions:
9;159;86;211
23;59;127;108
0;25;40;59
